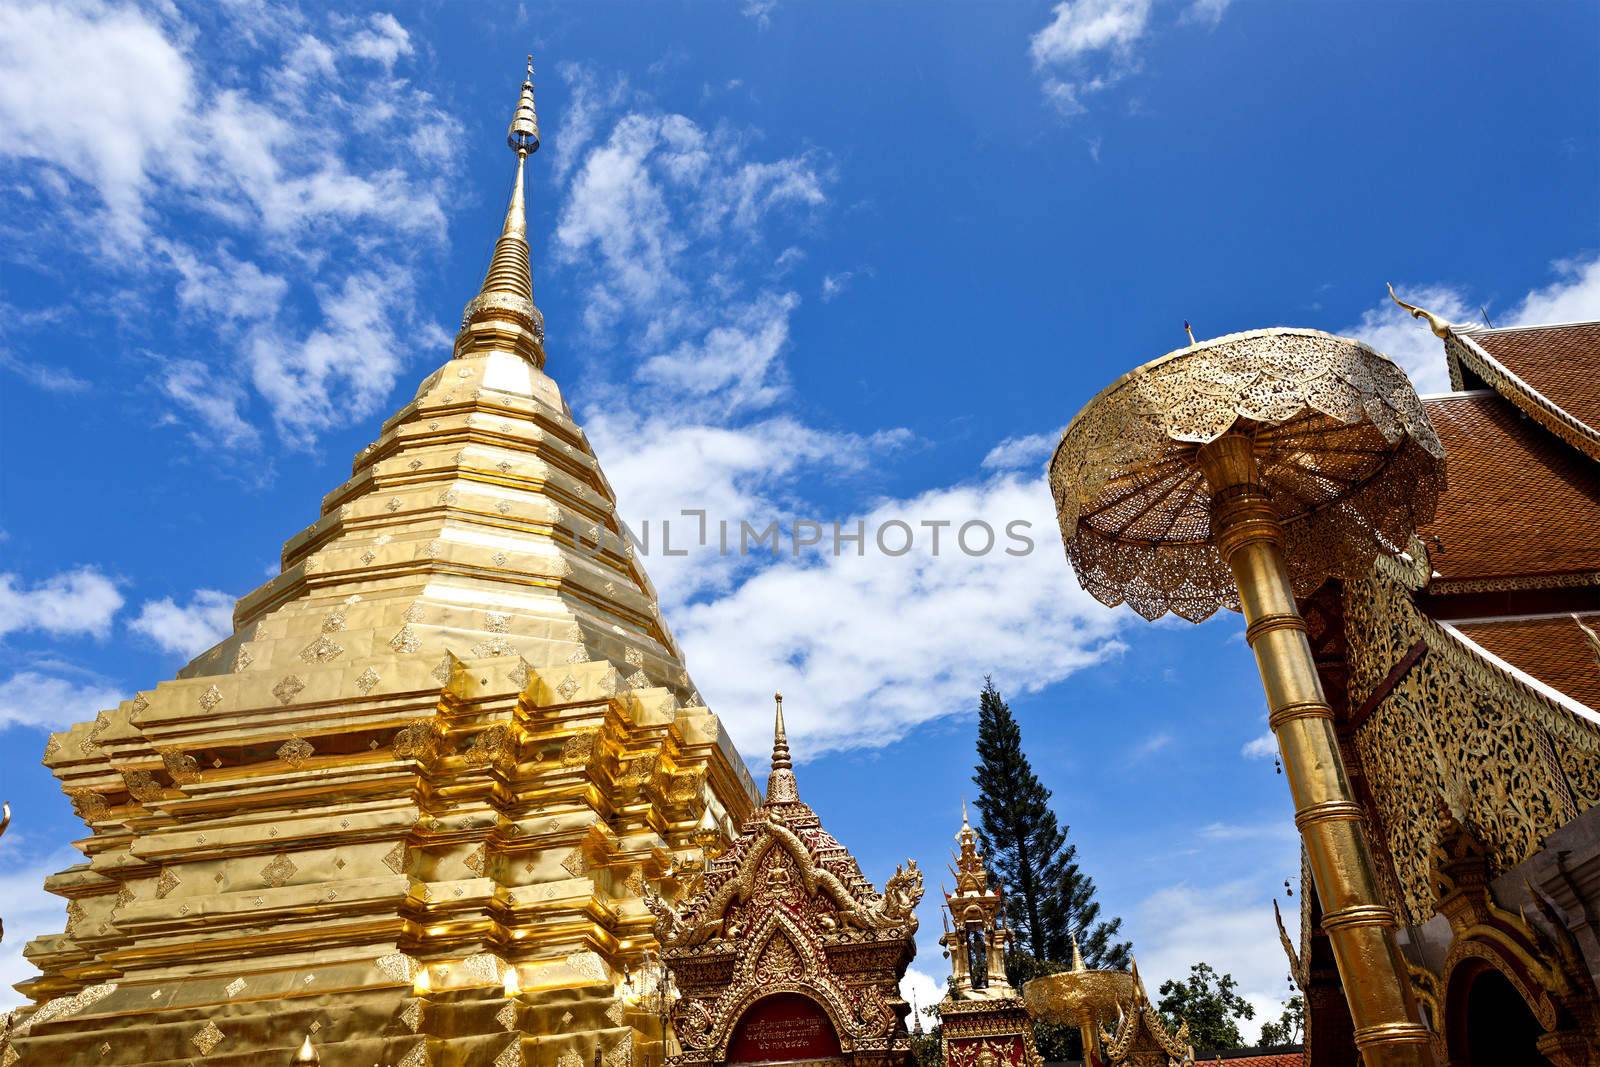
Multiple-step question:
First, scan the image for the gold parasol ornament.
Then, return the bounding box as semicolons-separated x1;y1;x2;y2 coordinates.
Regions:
1050;327;1445;622
1049;327;1442;1066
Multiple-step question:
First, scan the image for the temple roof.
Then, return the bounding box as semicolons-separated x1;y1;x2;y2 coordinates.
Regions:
1451;613;1600;714
1447;321;1600;460
1417;391;1600;583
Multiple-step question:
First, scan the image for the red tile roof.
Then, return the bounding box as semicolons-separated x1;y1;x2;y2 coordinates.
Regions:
1419;392;1600;582
1454;613;1600;713
1471;322;1600;435
1193;1053;1303;1067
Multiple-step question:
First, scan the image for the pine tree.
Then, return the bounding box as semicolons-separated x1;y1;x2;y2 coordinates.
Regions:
971;677;1130;971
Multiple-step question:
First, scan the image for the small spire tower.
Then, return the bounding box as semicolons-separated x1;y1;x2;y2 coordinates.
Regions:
942;803;1011;997
767;692;800;803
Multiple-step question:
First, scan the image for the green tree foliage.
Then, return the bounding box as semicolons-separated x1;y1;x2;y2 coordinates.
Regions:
1156;962;1256;1050
970;677;1130;969
1257;994;1304;1045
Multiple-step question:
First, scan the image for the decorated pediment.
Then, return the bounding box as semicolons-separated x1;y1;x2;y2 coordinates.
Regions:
652;696;922;1067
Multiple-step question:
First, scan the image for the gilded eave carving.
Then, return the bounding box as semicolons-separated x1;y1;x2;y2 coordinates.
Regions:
1347;540;1600;923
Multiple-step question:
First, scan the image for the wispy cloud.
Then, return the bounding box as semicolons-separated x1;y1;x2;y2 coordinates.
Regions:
0;567;123;640
0;671;122;732
0;847;81;1010
1241;730;1276;760
1030;0;1154;118
981;428;1065;472
129;589;236;658
0;0;461;447
1180;0;1232;28
552;70;1128;758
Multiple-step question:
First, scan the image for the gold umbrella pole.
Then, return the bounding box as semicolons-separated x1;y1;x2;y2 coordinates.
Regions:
1199;433;1431;1066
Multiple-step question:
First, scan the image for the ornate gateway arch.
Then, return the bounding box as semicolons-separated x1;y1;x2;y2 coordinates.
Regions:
649;697;923;1067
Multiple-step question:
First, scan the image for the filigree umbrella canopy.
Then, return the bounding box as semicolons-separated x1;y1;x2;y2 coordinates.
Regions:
1048;328;1446;622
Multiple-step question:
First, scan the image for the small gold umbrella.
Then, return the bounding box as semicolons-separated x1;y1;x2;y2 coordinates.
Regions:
1049;328;1441;1066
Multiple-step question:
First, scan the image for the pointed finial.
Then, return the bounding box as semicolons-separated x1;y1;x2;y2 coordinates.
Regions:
457;58;547;365
1388;282;1454;339
1071;934;1085;973
961;797;969;828
1184;320;1196;346
290;1034;320;1065
766;692;799;803
509;55;541;154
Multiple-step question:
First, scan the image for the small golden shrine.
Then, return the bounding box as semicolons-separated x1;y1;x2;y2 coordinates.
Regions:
649;696;922;1067
936;809;1039;1067
0;62;758;1066
1097;964;1192;1067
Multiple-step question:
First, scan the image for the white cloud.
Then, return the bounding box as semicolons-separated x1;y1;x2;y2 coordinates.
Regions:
0;848;81;1011
0;671;122;731
158;358;261;448
554;74;1125;762
1031;0;1153;64
1512;254;1600;326
345;13;412;67
0;567;123;640
1132;880;1299;1044
1199;820;1296;843
1180;0;1232;28
0;350;89;393
1241;731;1276;760
247;268;415;442
742;0;779;29
981;428;1064;471
1344;252;1600;395
129;589;235;658
820;272;853;302
899;965;946;1020
0;1;458;445
638;292;800;415
0;0;194;240
1130;730;1174;760
668;471;1125;758
1029;0;1153;117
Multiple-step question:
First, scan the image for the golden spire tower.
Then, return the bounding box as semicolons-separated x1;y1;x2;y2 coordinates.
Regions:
1;63;757;1066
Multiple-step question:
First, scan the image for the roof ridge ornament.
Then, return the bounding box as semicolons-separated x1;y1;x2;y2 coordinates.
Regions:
1389;282;1455;339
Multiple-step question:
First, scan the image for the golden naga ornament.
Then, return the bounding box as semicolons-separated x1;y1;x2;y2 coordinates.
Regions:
1049;327;1443;1066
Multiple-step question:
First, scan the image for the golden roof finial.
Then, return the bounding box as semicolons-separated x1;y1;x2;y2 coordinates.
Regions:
766;692;799;803
1388;282;1454;339
456;57;546;365
508;54;541;155
290;1033;320;1065
1071;933;1085;973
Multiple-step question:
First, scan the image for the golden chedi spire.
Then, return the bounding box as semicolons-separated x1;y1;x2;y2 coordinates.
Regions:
767;692;801;803
457;56;547;366
8;57;758;1067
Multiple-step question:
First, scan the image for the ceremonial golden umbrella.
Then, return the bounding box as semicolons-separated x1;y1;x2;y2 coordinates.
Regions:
1049;328;1442;1066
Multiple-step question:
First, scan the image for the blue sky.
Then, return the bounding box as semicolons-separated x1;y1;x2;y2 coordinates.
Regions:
1;0;1596;1035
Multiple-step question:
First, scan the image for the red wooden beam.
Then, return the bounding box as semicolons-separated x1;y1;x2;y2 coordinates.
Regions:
1348;640;1428;731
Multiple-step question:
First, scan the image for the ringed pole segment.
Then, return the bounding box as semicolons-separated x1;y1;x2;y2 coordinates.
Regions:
1049;328;1444;1066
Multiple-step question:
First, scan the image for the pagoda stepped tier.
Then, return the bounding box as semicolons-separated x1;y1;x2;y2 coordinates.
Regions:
1;61;758;1067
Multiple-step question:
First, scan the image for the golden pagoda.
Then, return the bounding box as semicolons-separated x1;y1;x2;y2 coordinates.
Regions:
0;59;758;1066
